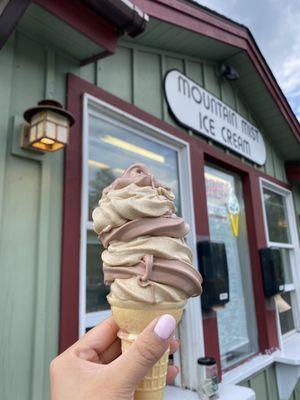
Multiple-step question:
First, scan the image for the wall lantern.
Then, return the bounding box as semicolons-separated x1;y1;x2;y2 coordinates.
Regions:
218;64;239;81
22;100;75;153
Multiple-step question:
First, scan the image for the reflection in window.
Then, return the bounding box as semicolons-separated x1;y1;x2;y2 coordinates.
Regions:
205;166;258;370
279;248;293;285
86;231;110;313
88;115;181;219
263;189;291;244
279;292;295;335
262;185;296;335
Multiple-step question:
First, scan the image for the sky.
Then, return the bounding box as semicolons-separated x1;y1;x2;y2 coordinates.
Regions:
196;0;300;121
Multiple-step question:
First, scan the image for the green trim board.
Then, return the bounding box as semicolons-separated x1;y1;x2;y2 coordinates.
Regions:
0;33;15;237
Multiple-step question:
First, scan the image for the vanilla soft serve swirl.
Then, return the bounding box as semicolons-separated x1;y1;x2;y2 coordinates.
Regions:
92;183;175;234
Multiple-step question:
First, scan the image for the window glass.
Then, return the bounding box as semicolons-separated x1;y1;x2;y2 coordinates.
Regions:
279;292;295;334
88;114;181;220
86;113;181;315
263;189;291;244
280;248;293;285
86;231;110;313
261;184;297;336
205;165;258;370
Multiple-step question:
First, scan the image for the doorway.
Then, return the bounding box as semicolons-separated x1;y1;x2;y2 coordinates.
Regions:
204;165;259;370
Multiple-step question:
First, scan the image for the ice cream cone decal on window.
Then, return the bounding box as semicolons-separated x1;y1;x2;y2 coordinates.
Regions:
227;188;240;237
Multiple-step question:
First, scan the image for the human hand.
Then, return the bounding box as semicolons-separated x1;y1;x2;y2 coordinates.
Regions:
50;314;179;400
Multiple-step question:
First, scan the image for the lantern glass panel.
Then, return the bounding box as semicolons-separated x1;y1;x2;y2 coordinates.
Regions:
57;125;68;144
31;111;46;125
46;121;56;139
37;121;45;139
47;110;69;126
30;126;36;142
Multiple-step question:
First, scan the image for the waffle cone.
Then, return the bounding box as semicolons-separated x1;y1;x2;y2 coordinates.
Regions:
111;302;184;400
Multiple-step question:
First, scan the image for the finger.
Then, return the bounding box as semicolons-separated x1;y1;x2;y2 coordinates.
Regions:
98;338;121;364
104;339;177;365
70;316;119;363
166;365;180;384
71;337;121;366
75;316;119;354
169;339;180;355
112;314;176;385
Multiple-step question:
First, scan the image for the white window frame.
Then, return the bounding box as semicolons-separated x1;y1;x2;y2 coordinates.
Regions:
79;93;204;390
259;178;300;345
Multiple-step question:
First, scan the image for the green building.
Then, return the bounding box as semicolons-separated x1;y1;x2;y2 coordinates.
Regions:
1;0;300;399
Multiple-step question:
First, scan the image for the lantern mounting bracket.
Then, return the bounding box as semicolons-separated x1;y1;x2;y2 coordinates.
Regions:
21;123;46;154
10;116;47;162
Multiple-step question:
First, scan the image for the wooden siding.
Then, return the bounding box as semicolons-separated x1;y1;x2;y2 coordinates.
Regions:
0;31;80;400
80;41;288;182
240;364;300;400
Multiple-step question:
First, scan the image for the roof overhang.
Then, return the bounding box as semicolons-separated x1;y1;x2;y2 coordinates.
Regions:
130;0;300;162
1;0;148;65
0;0;32;49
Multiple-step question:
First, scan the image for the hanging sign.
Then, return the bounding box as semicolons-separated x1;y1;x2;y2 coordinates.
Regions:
164;70;266;165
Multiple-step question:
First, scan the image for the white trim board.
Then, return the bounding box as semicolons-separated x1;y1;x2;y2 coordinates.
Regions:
165;383;255;400
223;333;300;385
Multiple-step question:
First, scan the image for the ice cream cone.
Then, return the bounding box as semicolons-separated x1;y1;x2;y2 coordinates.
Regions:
110;300;184;400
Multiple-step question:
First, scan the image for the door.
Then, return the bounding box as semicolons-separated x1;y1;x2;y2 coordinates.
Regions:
204;165;259;370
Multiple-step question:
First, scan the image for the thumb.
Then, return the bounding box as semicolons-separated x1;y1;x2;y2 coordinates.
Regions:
113;314;176;386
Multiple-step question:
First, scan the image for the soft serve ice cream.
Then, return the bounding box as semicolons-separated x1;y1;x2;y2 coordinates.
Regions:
92;163;202;308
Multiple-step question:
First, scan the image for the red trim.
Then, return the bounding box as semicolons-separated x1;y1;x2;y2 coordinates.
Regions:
34;0;117;54
243;173;279;351
190;148;221;378
80;50;114;67
59;77;83;352
190;148;210;238
61;73;284;359
0;0;31;50
132;0;300;143
203;312;221;380
286;164;300;182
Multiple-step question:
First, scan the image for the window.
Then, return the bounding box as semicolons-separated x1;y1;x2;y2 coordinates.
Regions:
80;94;203;390
260;179;300;338
204;165;259;370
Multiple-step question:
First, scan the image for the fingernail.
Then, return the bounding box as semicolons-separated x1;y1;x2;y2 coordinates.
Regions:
154;314;176;340
175;366;181;373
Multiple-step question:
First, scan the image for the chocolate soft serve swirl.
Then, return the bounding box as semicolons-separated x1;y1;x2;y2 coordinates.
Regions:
99;215;189;247
92;163;202;304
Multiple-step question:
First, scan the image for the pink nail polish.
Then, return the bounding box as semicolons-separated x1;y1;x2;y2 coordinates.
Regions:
154;314;176;340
